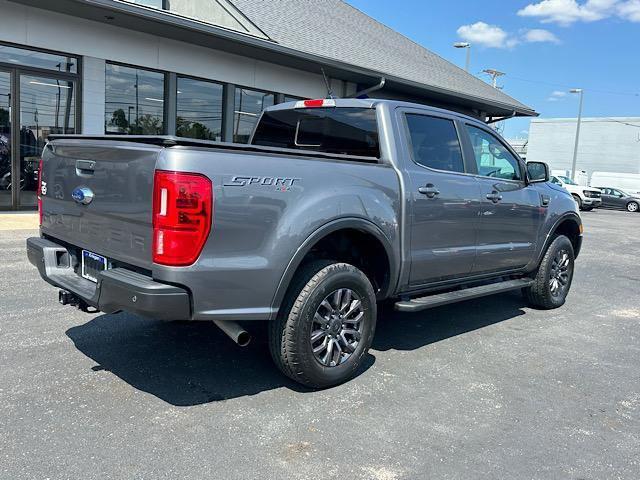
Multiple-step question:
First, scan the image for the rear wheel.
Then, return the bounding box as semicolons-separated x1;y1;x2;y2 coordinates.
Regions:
524;235;575;309
269;261;377;388
627;201;639;213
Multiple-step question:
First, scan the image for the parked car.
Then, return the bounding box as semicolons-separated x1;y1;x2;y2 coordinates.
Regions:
595;187;640;212
27;99;583;388
550;175;602;211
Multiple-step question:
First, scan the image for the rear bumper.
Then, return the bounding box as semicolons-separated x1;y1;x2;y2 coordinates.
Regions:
27;237;191;320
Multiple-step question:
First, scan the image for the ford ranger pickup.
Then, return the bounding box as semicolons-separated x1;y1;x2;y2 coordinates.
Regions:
27;99;583;388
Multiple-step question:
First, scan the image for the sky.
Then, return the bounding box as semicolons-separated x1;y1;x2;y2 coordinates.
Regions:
345;0;640;139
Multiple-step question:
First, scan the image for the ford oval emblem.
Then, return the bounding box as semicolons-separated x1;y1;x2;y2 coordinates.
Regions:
71;186;94;205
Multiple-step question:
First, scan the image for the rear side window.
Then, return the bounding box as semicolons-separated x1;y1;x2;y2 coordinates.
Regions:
405;114;465;173
251;108;380;158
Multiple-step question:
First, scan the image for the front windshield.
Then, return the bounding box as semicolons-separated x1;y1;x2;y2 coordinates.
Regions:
557;175;577;185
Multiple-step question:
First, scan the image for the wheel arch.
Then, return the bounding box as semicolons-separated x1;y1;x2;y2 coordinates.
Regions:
270;218;398;318
540;213;583;262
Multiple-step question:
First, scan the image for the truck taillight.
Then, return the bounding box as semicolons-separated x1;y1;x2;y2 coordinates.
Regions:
152;170;213;266
295;99;337;108
37;159;43;226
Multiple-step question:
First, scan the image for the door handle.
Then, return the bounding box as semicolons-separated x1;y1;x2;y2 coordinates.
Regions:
418;184;440;198
486;191;503;203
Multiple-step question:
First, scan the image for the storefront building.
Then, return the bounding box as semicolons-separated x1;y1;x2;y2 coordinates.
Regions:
0;0;534;210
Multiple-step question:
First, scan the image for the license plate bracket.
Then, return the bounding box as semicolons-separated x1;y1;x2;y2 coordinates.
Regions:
81;250;108;283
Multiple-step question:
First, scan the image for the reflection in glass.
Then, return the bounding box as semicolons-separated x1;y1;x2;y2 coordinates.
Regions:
284;95;304;103
233;88;274;143
19;75;76;207
0;71;11;208
122;0;164;8
105;63;165;135
176;77;223;141
0;44;77;73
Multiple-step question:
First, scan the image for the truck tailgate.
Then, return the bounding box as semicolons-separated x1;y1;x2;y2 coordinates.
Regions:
40;140;161;269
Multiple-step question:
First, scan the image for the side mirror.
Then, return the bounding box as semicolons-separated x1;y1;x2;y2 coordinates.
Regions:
526;161;550;183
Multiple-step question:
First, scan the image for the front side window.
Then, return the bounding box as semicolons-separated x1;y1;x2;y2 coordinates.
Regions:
405;114;464;173
252;107;379;157
466;125;522;180
557;175;577;185
176;77;223;141
234;88;275;143
105;63;165;135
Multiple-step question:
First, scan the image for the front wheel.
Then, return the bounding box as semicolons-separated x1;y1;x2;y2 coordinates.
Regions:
572;195;583;210
627;201;639;213
269;261;377;388
524;235;575;309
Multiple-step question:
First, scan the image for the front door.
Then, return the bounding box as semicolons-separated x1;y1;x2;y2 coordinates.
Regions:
0;42;78;210
402;111;482;285
463;124;544;274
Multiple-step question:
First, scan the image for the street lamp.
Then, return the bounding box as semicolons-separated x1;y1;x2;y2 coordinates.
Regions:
453;42;471;72
569;88;584;182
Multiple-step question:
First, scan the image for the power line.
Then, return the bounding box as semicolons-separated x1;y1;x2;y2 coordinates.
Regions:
506;75;640;98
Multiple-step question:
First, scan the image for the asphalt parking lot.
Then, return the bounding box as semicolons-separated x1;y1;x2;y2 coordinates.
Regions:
1;210;639;479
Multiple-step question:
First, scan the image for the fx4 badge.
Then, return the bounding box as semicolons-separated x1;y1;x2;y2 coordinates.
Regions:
224;176;301;192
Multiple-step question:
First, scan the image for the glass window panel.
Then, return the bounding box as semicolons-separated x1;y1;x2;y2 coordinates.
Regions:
252;108;380;157
465;125;522;180
105;63;165;135
20;74;76;207
0;44;77;73
176;77;223;141
0;71;11;208
233;88;274;143
405;114;464;173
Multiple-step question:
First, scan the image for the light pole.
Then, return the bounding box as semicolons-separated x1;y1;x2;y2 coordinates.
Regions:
453;42;471;72
569;88;584;181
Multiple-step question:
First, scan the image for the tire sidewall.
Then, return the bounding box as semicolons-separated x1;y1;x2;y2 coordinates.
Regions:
540;236;575;308
293;265;377;387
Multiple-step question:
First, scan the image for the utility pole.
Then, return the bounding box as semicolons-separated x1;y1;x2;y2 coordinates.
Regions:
569;88;584;182
482;69;505;88
483;69;506;133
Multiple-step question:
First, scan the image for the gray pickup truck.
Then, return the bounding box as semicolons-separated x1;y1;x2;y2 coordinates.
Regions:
27;98;582;388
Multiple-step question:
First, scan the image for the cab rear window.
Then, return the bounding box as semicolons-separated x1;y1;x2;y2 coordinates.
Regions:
251;108;380;158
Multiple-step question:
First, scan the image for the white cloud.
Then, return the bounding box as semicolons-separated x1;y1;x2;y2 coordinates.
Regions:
618;0;640;21
457;22;514;48
518;0;616;25
457;23;560;48
547;90;568;101
518;0;640;25
522;28;561;43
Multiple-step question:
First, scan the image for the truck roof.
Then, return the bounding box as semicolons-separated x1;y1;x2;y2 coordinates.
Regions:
266;98;488;126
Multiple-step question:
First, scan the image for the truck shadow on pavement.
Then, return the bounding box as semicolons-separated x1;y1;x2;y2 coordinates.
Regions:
65;291;527;406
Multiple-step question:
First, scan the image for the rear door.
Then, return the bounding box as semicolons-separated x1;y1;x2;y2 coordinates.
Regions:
461;124;544;274
41;139;161;269
400;110;482;285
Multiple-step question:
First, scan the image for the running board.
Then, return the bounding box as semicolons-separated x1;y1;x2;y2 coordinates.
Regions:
395;278;534;312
